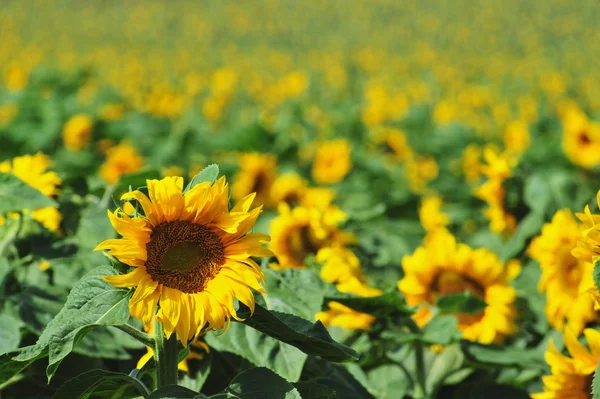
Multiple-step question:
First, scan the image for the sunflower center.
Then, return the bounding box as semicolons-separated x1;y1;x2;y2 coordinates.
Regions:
251;172;269;195
288;225;320;265
145;220;225;293
432;271;485;300
578;131;591;145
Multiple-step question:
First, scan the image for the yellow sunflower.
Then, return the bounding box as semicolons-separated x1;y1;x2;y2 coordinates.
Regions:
62;114;93;151
419;196;450;233
99;141;144;185
269;202;351;270
528;210;596;334
398;228;519;344
0;153;62;232
232;153;277;207
561;108;600;169
404;155;438;194
269;173;308;206
503;120;530;156
461;144;483;184
532;328;600;399
312;139;352;184
573;190;600;264
95;176;273;345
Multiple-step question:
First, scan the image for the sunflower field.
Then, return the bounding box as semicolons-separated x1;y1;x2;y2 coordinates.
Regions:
3;0;600;398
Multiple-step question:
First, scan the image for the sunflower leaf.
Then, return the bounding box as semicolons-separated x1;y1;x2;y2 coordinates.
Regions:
0;172;56;213
237;303;359;362
593;258;600;294
185;164;219;193
213;367;301;399
592;361;600;399
52;369;149;399
11;266;131;381
323;291;414;317
461;340;545;369
436;291;487;314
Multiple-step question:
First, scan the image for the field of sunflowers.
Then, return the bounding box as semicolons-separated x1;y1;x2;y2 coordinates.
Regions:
3;0;600;398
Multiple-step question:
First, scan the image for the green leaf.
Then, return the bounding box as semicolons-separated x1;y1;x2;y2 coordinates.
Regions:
12;266;131;380
426;344;464;393
112;168;161;199
146;384;200;399
594;258;600;294
382;316;461;345
292;382;337;399
452;382;530;399
0;313;21;356
592;361;600;399
237;303;359;362
323;291;414;317
52;369;149;399
184;164;219;194
0;353;44;387
205;321;307;382
365;364;410;399
0;172;56;212
461;341;545;369
436;291;487;314
216;367;301;399
264;268;328;320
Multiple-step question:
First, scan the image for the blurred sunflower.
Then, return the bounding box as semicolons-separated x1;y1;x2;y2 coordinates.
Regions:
561;108;600;169
312;139;351;184
532;328;600;399
269;173;308;206
503;120;530;156
0;153;62;232
232;153;277;207
96;176;272;345
316;302;376;330
398;228;519;343
62;114;93;151
269;201;351;270
528;210;596;334
404;155;438;194
419;195;450;233
99;141;144;184
461;144;483;183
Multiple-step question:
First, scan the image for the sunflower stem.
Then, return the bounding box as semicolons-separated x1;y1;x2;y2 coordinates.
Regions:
154;321;180;388
115;324;155;347
407;320;428;399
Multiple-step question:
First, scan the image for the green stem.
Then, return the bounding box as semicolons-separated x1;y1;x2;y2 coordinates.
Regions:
407;320;428;399
115;324;155;348
153;321;180;388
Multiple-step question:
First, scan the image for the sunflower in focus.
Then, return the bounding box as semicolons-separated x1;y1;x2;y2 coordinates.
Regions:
95;176;273;345
532;328;600;399
573;191;600;264
528;210;596;334
232;153;277;207
0;153;62;232
398;228;519;343
312;139;352;184
99;142;144;184
561;108;600;169
62;114;93;151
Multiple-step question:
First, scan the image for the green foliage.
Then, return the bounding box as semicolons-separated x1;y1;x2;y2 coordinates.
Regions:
184;164;219;194
592;362;600;399
0;172;56;212
436;291;487;314
52;369;149;399
594;258;600;294
323;291;414;318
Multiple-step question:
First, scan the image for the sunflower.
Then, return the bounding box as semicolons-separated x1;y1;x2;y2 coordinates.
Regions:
232;153;277;208
398;228;519;343
95;176;273;345
62;114;93;151
532;328;600;399
0;153;62;232
318;246;364;285
504;120;530;156
572;191;600;264
404;155;438;194
475;146;517;235
370;126;413;163
316;302;376;331
269;201;351;270
99;141;144;185
419;196;450;233
561;108;600;169
461;144;483;184
312;139;351;184
528;210;596;334
269;173;308;206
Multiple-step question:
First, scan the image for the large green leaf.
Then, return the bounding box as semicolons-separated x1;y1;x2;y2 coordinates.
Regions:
0;172;56;212
436;291;487;314
205;321;307;382
461;341;545;369
0;313;21;356
592;361;600;399
238;303;359;362
323;291;414;317
264;268;328;320
215;367;301;399
292;382;336;399
12;266;131;380
146;385;202;399
52;369;149;399
426;345;465;393
184;164;219;194
382;316;461;346
452;382;530;399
